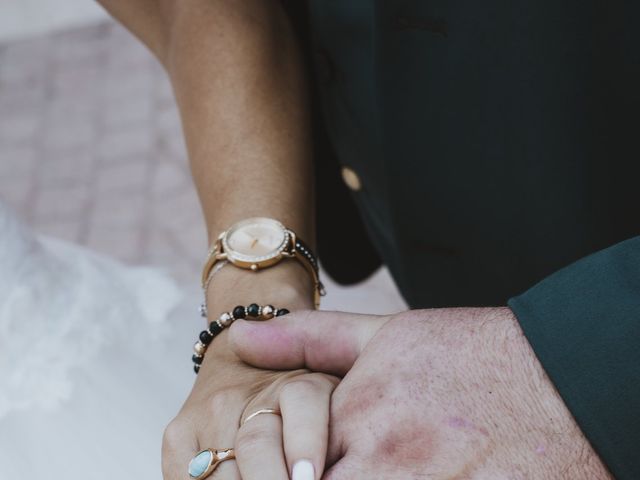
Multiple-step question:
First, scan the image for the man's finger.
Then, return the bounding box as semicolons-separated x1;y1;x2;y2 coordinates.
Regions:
228;310;389;375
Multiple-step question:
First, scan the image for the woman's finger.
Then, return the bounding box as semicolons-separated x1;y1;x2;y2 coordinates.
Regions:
235;408;289;480
280;373;339;480
162;417;200;480
192;382;245;480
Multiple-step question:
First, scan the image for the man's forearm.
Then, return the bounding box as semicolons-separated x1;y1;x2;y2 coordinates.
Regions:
99;0;316;307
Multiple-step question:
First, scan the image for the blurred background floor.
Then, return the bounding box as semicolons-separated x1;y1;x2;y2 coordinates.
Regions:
0;0;108;43
0;2;407;314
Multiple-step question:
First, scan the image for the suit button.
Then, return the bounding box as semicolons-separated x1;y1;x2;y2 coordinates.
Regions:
341;166;362;191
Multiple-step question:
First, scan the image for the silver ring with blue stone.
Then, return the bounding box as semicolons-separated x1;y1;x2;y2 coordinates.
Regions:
188;448;235;479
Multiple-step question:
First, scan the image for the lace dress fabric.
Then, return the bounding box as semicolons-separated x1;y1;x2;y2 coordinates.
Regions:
0;202;198;479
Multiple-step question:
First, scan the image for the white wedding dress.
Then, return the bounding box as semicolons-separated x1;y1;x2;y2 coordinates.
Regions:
0;201;202;479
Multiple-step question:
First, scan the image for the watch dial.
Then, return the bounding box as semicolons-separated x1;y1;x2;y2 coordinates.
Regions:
226;219;287;259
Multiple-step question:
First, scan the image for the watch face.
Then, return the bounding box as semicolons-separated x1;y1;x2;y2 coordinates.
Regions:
223;217;289;264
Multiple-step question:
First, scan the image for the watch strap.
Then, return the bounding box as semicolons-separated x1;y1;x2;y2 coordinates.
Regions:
201;238;223;288
289;234;326;306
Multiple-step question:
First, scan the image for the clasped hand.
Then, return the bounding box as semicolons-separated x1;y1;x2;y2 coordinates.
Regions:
163;308;610;479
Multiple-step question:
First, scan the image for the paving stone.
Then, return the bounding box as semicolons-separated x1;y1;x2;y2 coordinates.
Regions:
34;184;87;219
96;158;149;192
96;128;153;162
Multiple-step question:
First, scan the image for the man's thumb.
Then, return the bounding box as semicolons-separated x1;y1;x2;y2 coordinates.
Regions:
228;310;389;376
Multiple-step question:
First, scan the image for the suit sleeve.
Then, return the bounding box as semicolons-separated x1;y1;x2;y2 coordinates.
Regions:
508;236;640;479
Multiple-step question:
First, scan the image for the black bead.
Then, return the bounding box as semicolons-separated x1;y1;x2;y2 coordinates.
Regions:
192;354;203;365
276;308;290;317
194;364;200;374
233;305;246;319
199;330;213;345
209;321;223;335
247;303;260;317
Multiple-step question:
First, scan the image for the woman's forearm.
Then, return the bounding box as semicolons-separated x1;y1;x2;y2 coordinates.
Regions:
99;0;316;307
164;0;314;240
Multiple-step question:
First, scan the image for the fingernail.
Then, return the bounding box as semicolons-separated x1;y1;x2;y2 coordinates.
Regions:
292;460;315;480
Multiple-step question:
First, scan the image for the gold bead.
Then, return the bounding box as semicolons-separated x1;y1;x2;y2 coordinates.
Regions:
194;341;206;355
261;305;274;319
219;312;233;327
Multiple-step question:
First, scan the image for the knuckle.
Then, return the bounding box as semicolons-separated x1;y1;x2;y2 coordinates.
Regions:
281;378;316;398
281;374;334;400
313;371;341;387
236;422;279;457
207;388;243;415
162;417;186;451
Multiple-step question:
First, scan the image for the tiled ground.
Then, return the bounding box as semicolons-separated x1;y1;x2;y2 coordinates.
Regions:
0;0;107;43
0;20;407;314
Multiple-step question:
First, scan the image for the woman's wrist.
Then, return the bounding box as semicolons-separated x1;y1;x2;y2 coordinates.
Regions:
204;260;315;319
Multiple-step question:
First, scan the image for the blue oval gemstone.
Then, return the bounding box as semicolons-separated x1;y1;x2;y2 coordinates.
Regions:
188;450;213;478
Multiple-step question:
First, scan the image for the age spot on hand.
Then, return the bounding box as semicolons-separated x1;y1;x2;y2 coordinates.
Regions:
375;420;437;464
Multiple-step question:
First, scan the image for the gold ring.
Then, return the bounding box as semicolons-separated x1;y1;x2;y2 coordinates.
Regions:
188;448;235;479
242;408;281;426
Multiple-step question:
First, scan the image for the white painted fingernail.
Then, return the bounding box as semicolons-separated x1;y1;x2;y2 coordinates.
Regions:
292;460;315;480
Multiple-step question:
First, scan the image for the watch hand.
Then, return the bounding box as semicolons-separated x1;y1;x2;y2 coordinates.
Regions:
250;238;259;249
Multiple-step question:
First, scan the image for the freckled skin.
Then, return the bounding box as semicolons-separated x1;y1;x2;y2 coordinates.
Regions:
324;308;612;480
328;324;494;477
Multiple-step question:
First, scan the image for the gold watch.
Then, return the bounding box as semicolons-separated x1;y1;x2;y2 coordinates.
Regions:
201;217;325;307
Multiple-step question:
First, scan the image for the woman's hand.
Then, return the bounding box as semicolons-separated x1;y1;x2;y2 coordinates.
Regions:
162;263;337;480
162;346;338;480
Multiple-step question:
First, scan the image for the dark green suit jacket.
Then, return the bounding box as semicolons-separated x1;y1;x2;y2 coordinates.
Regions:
294;1;640;478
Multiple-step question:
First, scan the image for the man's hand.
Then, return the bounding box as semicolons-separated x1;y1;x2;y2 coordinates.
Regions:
230;307;612;479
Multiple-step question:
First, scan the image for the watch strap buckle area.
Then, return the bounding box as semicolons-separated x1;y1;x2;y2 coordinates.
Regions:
201;237;226;288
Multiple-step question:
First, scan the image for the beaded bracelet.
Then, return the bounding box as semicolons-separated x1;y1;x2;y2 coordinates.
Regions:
192;303;290;374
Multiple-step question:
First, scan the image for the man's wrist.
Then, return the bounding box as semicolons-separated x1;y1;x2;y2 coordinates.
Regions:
483;308;611;478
